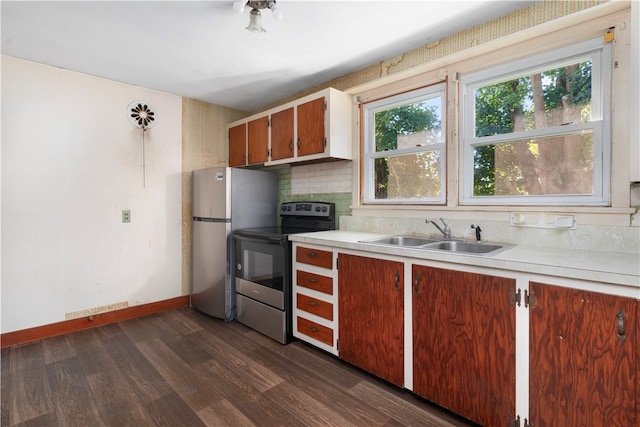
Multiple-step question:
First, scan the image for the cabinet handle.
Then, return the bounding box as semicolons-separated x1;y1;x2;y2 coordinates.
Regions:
289;139;293;152
306;251;318;258
394;271;401;291
617;311;627;341
307;300;319;307
307;325;319;333
297;137;301;150
413;274;421;295
306;277;319;284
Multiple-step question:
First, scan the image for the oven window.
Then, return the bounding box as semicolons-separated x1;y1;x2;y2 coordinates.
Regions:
235;238;285;292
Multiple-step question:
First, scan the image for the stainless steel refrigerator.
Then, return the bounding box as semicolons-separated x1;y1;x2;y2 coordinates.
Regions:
191;167;277;320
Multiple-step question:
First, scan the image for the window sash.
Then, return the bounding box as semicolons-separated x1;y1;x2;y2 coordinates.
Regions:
460;37;611;206
363;83;446;204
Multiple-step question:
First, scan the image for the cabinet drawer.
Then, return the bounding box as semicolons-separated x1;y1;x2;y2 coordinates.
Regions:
296;270;333;295
296;246;332;269
297;317;333;347
297;294;333;321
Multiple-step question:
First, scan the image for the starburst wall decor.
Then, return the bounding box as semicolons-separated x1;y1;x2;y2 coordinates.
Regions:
126;101;157;187
127;101;156;130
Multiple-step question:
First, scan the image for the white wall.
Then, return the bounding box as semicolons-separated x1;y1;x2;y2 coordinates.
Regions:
1;56;183;333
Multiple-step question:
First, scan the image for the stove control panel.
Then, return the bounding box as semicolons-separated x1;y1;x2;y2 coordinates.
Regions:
280;202;335;218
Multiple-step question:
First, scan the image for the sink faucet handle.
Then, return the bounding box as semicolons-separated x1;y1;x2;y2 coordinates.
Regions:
440;218;451;238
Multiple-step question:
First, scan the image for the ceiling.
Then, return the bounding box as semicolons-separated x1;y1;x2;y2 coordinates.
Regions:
1;1;535;112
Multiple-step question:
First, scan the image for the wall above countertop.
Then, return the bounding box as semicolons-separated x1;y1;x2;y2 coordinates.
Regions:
339;215;640;255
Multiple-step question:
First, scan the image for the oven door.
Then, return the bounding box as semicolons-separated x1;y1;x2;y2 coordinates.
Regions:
233;234;287;309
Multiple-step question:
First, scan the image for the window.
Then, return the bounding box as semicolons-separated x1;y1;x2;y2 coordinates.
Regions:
363;83;446;204
461;38;611;206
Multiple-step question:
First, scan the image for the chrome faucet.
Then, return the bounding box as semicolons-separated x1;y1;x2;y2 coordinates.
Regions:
426;218;451;239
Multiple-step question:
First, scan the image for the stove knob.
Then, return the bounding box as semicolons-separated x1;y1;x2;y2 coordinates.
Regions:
315;206;321;212
281;205;286;211
287;206;292;211
322;206;328;212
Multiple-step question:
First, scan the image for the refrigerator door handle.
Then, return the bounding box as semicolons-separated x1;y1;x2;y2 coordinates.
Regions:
193;217;231;223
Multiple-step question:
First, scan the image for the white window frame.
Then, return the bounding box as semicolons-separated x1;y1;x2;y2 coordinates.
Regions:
363;83;447;204
460;37;612;206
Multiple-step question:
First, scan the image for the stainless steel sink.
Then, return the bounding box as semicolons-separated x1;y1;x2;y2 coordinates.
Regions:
426;240;504;254
359;235;511;256
359;236;439;246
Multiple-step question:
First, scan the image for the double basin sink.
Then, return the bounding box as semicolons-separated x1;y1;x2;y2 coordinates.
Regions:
359;235;510;256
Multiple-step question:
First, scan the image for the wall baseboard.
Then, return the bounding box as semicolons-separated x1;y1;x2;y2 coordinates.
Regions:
1;295;190;349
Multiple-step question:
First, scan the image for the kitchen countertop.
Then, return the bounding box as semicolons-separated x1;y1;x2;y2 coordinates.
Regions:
289;230;640;293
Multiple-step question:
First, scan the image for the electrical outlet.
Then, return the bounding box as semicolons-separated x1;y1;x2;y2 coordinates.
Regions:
122;210;131;223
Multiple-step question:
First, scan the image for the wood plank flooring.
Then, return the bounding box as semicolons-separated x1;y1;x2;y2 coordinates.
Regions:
2;307;477;426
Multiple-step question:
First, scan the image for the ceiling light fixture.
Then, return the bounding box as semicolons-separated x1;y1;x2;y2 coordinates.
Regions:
233;0;283;33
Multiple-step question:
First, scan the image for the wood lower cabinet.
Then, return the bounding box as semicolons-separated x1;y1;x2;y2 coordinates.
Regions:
338;253;404;387
296;246;332;269
290;243;639;426
296;316;333;347
529;281;638;426
292;244;337;353
412;265;516;426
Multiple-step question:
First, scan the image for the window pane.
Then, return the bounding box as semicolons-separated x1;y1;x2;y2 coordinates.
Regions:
473;131;594;196
375;98;441;152
475;59;592;137
375;151;441;200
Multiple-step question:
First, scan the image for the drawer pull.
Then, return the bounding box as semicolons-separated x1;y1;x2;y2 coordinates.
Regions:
306;277;319;284
307;300;319;307
306;251;318;258
307;325;319;333
617;310;626;341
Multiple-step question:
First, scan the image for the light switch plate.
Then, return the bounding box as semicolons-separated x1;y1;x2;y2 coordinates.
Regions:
122;210;131;223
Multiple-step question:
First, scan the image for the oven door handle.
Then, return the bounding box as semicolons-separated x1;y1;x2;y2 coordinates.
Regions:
233;234;285;246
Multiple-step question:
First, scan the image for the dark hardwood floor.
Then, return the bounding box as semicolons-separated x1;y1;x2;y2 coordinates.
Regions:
2;307;476;426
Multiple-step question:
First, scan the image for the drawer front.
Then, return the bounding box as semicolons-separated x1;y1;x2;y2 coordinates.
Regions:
296;270;333;295
296;294;333;321
296;246;332;269
297;316;333;347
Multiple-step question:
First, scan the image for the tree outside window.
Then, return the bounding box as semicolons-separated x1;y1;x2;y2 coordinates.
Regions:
364;84;446;204
462;38;610;206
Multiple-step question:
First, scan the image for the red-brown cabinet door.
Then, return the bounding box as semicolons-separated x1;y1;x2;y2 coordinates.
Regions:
529;282;637;426
247;116;268;164
270;107;294;161
412;265;516;426
296;97;325;157
338;253;404;387
228;123;246;167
